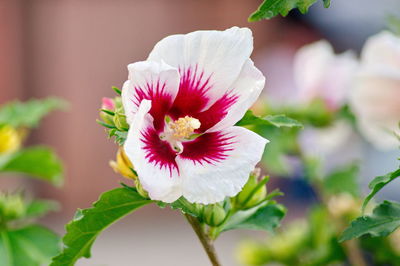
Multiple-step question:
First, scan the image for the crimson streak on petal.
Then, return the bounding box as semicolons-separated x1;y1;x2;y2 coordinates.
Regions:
195;92;238;132
133;80;174;131
141;127;178;176
169;66;213;118
180;132;235;165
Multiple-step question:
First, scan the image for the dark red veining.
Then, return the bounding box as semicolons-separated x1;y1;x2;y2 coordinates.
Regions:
180;132;235;165
133;80;174;131
132;65;241;175
141;127;178;176
169;65;213;118
195;92;238;132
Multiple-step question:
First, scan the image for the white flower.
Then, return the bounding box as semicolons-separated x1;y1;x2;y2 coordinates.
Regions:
122;27;268;204
294;40;358;110
350;31;400;150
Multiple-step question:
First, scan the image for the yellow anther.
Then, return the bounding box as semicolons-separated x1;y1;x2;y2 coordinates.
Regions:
169;116;201;139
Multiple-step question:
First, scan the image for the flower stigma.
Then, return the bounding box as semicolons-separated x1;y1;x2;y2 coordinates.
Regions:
160;116;201;154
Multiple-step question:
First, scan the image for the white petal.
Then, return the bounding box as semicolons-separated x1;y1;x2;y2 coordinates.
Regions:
147;27;253;106
124;100;182;202
294;40;334;102
294;40;357;108
350;71;400;150
121;61;180;124
361;31;400;71
207;59;266;132
176;126;268;204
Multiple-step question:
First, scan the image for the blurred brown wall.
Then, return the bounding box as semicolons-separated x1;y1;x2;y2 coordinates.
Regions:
1;0;277;217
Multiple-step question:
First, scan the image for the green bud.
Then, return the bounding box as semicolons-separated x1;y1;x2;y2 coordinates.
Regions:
100;112;114;125
235;169;267;210
245;184;267;208
113;96;123;110
113;108;129;131
0;194;26;221
203;203;226;227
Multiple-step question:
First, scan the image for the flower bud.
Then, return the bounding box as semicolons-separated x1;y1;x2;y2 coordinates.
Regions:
0;193;26;221
109;148;137;180
99;97;115;125
113;106;129;131
0;125;21;154
203;203;226;227
102;97;115;111
235;168;267;210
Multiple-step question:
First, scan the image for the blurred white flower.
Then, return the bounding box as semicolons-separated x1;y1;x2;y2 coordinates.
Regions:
294;40;358;110
350;31;400;150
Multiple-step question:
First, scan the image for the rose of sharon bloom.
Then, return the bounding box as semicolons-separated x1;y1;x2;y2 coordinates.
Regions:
294;40;358;110
122;27;268;204
350;31;400;150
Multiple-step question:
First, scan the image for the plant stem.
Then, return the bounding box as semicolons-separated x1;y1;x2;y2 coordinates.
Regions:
342;239;367;266
184;213;221;266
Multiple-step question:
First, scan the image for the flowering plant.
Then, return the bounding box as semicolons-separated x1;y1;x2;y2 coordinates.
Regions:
49;3;400;265
51;27;306;266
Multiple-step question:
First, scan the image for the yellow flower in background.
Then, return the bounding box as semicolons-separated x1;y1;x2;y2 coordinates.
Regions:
0;125;22;154
109;147;137;180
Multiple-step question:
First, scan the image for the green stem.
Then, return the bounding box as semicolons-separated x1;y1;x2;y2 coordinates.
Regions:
184;213;221;266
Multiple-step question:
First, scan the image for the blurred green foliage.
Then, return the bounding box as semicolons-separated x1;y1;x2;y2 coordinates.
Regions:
0;98;66;128
0;98;65;266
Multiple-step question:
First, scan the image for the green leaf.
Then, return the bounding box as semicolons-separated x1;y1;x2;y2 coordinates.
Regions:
0;98;66;128
112;86;122;95
264;115;303;128
340;201;400;242
221;203;286;232
109;129;128;145
322;164;360;197
249;0;330;21
100;109;115;116
51;188;152;266
362;168;400;213
236;111;303;128
0;146;64;186
0;225;60;266
25;199;59;219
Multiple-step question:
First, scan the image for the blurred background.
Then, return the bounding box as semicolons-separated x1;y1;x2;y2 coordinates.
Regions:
1;0;400;265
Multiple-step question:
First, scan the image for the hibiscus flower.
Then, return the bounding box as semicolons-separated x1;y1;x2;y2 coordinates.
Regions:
350;31;400;150
122;27;268;204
